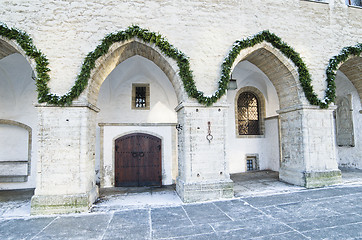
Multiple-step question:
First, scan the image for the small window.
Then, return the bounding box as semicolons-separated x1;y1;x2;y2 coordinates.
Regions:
237;92;260;135
246;159;254;171
346;0;362;6
245;155;259;171
132;84;150;110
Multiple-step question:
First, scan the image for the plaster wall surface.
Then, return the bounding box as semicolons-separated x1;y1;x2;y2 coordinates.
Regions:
0;53;37;190
226;61;280;174
335;71;362;169
95;55;178;185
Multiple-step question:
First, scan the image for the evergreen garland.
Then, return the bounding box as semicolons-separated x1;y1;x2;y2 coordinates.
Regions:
0;23;51;104
325;43;362;105
223;31;324;108
1;23;360;108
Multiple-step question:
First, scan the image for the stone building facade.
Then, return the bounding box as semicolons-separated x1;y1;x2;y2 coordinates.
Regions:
0;0;361;214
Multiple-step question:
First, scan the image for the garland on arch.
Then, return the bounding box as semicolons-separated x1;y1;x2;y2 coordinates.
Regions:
325;43;362;103
1;23;359;108
223;31;329;108
51;25;199;105
0;22;51;104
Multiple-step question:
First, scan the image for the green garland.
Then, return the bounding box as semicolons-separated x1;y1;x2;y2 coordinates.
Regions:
223;31;326;108
52;25;198;105
1;23;359;108
325;43;362;105
0;23;51;104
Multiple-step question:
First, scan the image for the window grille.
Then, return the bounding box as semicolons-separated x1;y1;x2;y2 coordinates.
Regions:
237;92;260;135
135;86;146;108
132;84;150;110
246;159;254;171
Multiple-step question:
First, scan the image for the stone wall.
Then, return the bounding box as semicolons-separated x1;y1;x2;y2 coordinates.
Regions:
1;0;360;98
0;0;360;213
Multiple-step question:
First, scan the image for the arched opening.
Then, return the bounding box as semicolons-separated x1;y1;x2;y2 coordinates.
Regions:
84;40;184;191
226;42;303;192
335;56;362;170
0;39;38;194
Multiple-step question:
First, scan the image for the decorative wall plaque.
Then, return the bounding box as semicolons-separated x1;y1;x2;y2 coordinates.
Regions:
335;95;355;147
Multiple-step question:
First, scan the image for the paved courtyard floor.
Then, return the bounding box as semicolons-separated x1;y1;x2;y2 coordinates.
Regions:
0;169;362;239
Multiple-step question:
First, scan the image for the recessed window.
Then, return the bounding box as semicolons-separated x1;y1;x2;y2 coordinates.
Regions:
346;0;361;7
246;159;254;171
132;84;150;110
237;92;260;135
246;155;259;171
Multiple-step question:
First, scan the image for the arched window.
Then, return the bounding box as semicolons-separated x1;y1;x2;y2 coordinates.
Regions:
237;92;260;135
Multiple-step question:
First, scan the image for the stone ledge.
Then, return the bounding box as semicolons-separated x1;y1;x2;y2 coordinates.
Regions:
30;186;98;215
176;178;234;203
304;170;342;188
280;168;342;188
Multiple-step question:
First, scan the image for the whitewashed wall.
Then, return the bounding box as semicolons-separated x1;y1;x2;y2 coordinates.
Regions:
226;61;280;173
96;56;178;185
0;53;38;190
335;71;362;169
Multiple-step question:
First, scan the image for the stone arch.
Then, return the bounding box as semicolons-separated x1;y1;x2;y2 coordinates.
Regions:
230;42;303;110
0;36;37;76
81;39;187;106
338;56;362;105
0;36;38;189
234;86;266;137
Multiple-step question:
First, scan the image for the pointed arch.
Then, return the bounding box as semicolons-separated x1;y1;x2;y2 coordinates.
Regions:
0;23;50;103
230;42;303;110
81;39;186;105
327;43;362;104
222;31;332;108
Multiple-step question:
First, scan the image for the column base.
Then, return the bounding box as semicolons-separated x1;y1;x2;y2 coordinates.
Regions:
279;168;342;188
304;170;342;188
176;178;234;203
30;186;98;215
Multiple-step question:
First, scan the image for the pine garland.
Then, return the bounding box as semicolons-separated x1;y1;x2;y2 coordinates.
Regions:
1;23;360;108
223;31;323;108
0;23;51;104
325;43;362;105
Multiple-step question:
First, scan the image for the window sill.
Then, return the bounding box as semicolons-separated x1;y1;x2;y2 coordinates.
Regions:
236;134;265;139
347;4;362;9
300;0;329;4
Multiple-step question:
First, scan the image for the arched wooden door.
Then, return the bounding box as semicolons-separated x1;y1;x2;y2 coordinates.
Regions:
115;133;162;187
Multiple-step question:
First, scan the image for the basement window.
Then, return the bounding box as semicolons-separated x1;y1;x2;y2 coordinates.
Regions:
346;0;362;7
246;154;259;171
132;84;150;110
301;0;329;3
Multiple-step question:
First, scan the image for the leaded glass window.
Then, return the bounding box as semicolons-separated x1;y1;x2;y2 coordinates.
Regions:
237;92;260;135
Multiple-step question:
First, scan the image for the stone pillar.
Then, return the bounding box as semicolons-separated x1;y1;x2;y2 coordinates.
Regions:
175;102;233;203
278;105;341;188
31;103;99;215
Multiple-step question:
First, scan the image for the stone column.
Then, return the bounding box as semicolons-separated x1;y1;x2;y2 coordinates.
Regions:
278;105;341;188
31;103;99;215
175;102;233;203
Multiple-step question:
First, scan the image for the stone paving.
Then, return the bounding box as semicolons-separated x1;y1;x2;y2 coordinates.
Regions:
1;169;362;239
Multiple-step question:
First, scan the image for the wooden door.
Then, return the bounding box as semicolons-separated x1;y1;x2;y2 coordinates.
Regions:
115;133;162;187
